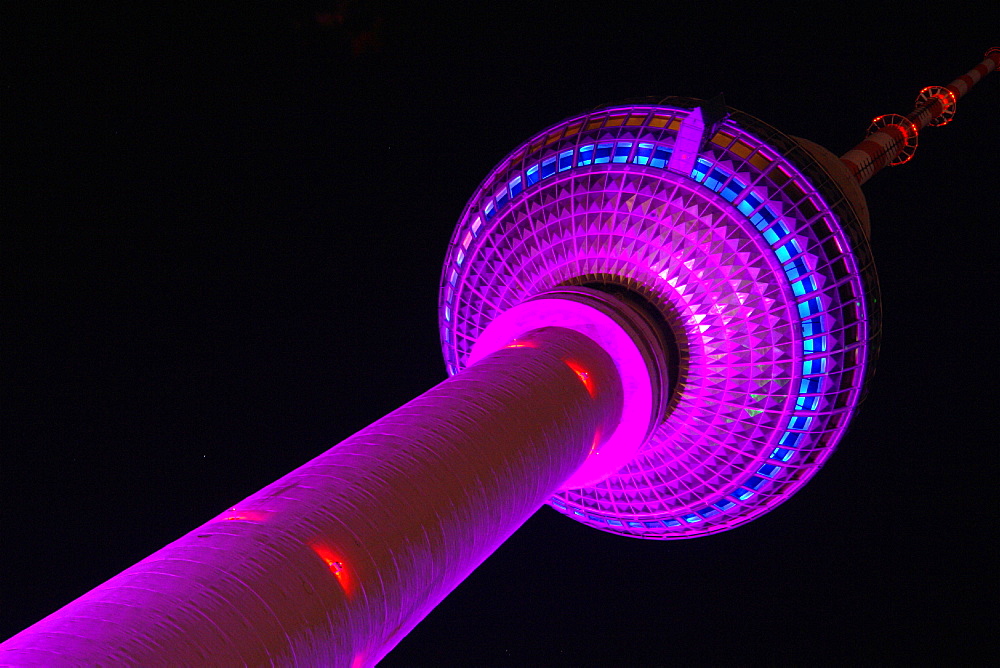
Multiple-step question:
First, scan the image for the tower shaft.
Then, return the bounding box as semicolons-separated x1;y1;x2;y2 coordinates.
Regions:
0;327;623;666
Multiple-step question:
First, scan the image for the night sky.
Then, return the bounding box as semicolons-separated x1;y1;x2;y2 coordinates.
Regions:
6;4;998;665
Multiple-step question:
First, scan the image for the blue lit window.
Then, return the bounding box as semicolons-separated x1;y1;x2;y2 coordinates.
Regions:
572;509;585;516
720;183;741;202
743;192;763;210
558;150;573;172
803;336;828;354
444;306;451;321
779;431;801;447
802;357;827;375
633;142;654;165
508;175;523;198
763;220;791;245
783;258;810;280
791;276;818;296
578;144;594;166
799;377;822;394
690;158;711;181
704;170;725;192
664;519;682;527
526;164;540;185
770;447;794;462
746;476;768;491
594;143;613;164
587;514;604;523
484;201;496;221
613;142;633;163
714;499;736;511
698;507;719;518
788;415;813;430
795;395;819;410
651;146;672;169
643;521;663;528
775;239;802;262
801;316;826;336
734;488;755;500
541;157;557;179
495;189;509;211
608;519;623;526
682;513;702;523
456;249;465;266
552;500;566;509
750;206;777;230
737;199;756;216
627;521;643;528
757;463;781;477
797;297;823;318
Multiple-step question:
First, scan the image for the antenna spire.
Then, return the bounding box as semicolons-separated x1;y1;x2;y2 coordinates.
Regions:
841;48;1000;185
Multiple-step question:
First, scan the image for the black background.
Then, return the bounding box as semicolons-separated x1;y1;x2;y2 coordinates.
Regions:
5;4;998;665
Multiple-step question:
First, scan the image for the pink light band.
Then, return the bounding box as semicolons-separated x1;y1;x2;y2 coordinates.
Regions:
469;295;656;489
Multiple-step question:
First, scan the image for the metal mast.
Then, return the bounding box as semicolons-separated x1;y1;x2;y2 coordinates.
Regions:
841;48;1000;185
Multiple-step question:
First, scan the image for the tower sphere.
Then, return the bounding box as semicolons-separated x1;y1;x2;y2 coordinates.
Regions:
440;98;880;538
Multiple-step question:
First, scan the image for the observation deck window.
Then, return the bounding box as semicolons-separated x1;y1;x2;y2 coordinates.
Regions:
788;415;813;430
783;258;810;280
791;276;818;297
771;447;795;462
802;358;827;375
634;142;654;165
795;395;819;411
650;146;672;169
803;336;828;354
526;164;540;185
613;142;633;163
775;239;803;262
594;142;614;164
508;175;523;198
558;150;573;172
801;316;826;336
541;156;557;179
757;464;782;478
779;432;802;447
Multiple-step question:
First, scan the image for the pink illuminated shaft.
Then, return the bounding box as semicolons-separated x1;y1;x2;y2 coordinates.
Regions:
841;49;1000;184
1;327;623;667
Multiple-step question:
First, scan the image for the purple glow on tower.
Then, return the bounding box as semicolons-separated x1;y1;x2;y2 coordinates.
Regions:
469;294;658;488
0;326;625;665
440;101;877;537
3;96;882;664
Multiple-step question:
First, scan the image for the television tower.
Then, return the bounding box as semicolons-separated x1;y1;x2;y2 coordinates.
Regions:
3;49;996;666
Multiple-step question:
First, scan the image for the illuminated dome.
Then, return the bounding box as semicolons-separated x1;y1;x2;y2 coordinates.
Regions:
440;99;880;538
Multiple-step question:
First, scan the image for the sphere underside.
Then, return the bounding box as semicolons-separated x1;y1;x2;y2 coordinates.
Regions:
440;101;878;538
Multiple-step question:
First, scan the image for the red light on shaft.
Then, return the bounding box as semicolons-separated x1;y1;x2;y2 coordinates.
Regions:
219;509;270;523
309;543;353;597
563;358;596;398
589;427;603;455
